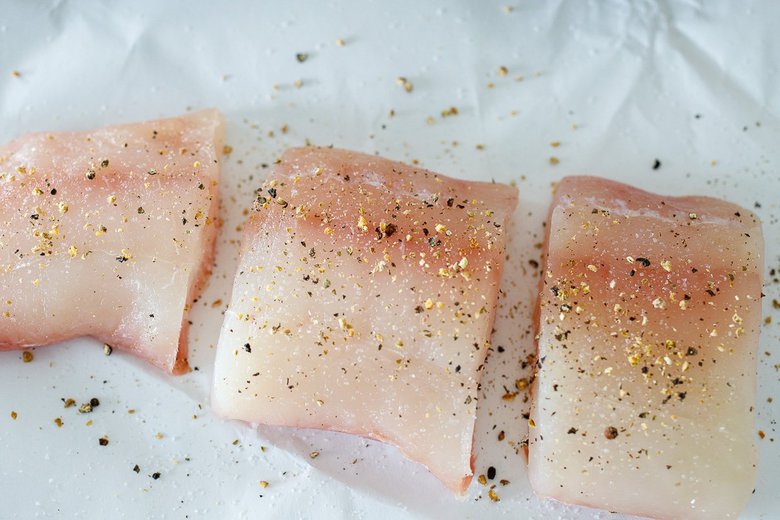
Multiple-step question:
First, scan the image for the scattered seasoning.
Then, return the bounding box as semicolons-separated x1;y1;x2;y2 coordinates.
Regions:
63;398;76;409
488;489;500;502
54;417;63;427
336;38;346;46
151;472;161;480
79;402;94;414
758;430;766;440
133;464;140;473
497;66;508;76
259;480;269;488
10;411;17;420
222;145;233;155
549;156;559;165
104;344;113;356
98;436;109;446
296;53;309;63
22;351;34;363
101;159;109;168
550;141;561;147
652;159;661;170
636;257;651;267
12;70;22;78
487;466;496;480
137;207;145;214
147;169;157;176
86;169;96;180
309;451;320;459
477;474;487;485
604;426;619;440
243;343;252;353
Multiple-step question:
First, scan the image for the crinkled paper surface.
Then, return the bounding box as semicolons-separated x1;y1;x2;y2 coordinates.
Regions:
1;1;778;518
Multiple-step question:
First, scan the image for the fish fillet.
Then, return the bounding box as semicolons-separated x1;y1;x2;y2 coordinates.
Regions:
0;110;222;373
530;176;763;518
212;147;518;493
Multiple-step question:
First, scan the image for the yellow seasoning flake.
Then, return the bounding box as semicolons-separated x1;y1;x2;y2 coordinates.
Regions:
497;66;508;77
309;451;320;459
424;298;434;310
396;76;413;93
222;145;233;155
68;245;78;258
107;195;116;205
478;474;488;485
324;227;333;235
10;410;18;420
661;260;672;272
54;417;63;427
22;351;33;363
32;187;43;196
549;156;560;165
435;223;447;234
32;278;40;286
193;161;201;168
58;201;69;214
528;418;536;428
488;488;500;502
587;264;598;272
441;106;459;117
259;480;269;489
357;215;368;232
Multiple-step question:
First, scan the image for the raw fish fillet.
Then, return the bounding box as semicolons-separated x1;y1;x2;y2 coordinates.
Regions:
529;176;763;519
0;110;222;373
212;147;518;493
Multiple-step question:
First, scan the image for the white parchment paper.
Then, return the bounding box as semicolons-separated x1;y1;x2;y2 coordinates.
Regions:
1;1;778;518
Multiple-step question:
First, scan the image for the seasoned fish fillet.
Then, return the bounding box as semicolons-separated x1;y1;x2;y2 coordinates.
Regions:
212;147;518;493
530;176;763;519
0;110;222;373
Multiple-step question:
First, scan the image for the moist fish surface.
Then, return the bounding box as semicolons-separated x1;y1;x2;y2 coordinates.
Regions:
0;110;222;373
212;147;518;494
530;176;763;519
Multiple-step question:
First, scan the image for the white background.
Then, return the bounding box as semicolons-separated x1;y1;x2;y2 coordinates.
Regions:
0;1;778;518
